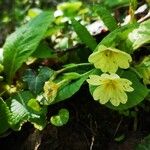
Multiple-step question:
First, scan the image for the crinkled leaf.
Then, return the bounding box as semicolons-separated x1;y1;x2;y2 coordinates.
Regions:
72;19;97;51
3;11;54;83
0;98;10;134
50;108;69;127
129;19;150;49
7;91;47;130
23;67;54;94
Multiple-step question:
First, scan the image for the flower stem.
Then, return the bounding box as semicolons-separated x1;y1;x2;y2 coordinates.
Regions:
129;0;137;23
49;63;92;81
56;63;92;74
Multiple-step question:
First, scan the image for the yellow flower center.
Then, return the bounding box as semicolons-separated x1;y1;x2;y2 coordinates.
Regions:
104;50;115;57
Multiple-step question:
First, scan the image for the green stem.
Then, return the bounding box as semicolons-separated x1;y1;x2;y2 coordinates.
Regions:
129;0;137;23
80;69;94;77
57;79;70;87
56;63;92;74
50;63;92;81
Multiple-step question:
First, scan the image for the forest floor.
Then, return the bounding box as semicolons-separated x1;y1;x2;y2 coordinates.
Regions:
0;85;150;150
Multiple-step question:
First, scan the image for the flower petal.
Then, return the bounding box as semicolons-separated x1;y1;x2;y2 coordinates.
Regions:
93;86;109;104
87;75;102;85
110;97;120;106
119;92;128;104
93;86;102;100
103;58;118;73
109;88;128;106
88;50;102;64
116;53;132;69
120;79;134;92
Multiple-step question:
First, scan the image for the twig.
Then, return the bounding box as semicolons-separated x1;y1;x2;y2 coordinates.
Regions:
138;11;150;23
90;136;95;150
113;117;123;137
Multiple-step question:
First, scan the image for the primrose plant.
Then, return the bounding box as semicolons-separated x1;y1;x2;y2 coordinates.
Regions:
0;1;150;135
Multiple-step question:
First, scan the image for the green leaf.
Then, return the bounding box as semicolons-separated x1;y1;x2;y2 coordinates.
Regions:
27;99;41;112
0;64;4;73
114;134;125;142
135;56;150;85
3;11;54;83
56;37;69;49
0;48;3;63
62;72;81;80
135;134;150;150
95;5;118;31
102;0;129;8
45;26;63;37
57;2;82;17
32;42;53;58
72;19;97;51
50;108;69;127
129;19;150;50
0;98;10;134
99;23;138;53
55;70;93;103
27;8;42;18
7;91;47;130
89;70;149;110
23;67;54;94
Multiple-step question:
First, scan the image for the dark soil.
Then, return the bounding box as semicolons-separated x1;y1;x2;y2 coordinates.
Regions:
0;85;150;150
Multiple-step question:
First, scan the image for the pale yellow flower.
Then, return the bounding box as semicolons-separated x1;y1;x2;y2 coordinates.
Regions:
88;45;132;73
43;79;69;104
87;73;134;106
43;80;59;104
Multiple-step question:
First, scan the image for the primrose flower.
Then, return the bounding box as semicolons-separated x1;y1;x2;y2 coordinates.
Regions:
87;73;134;106
88;45;132;73
43;80;59;104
